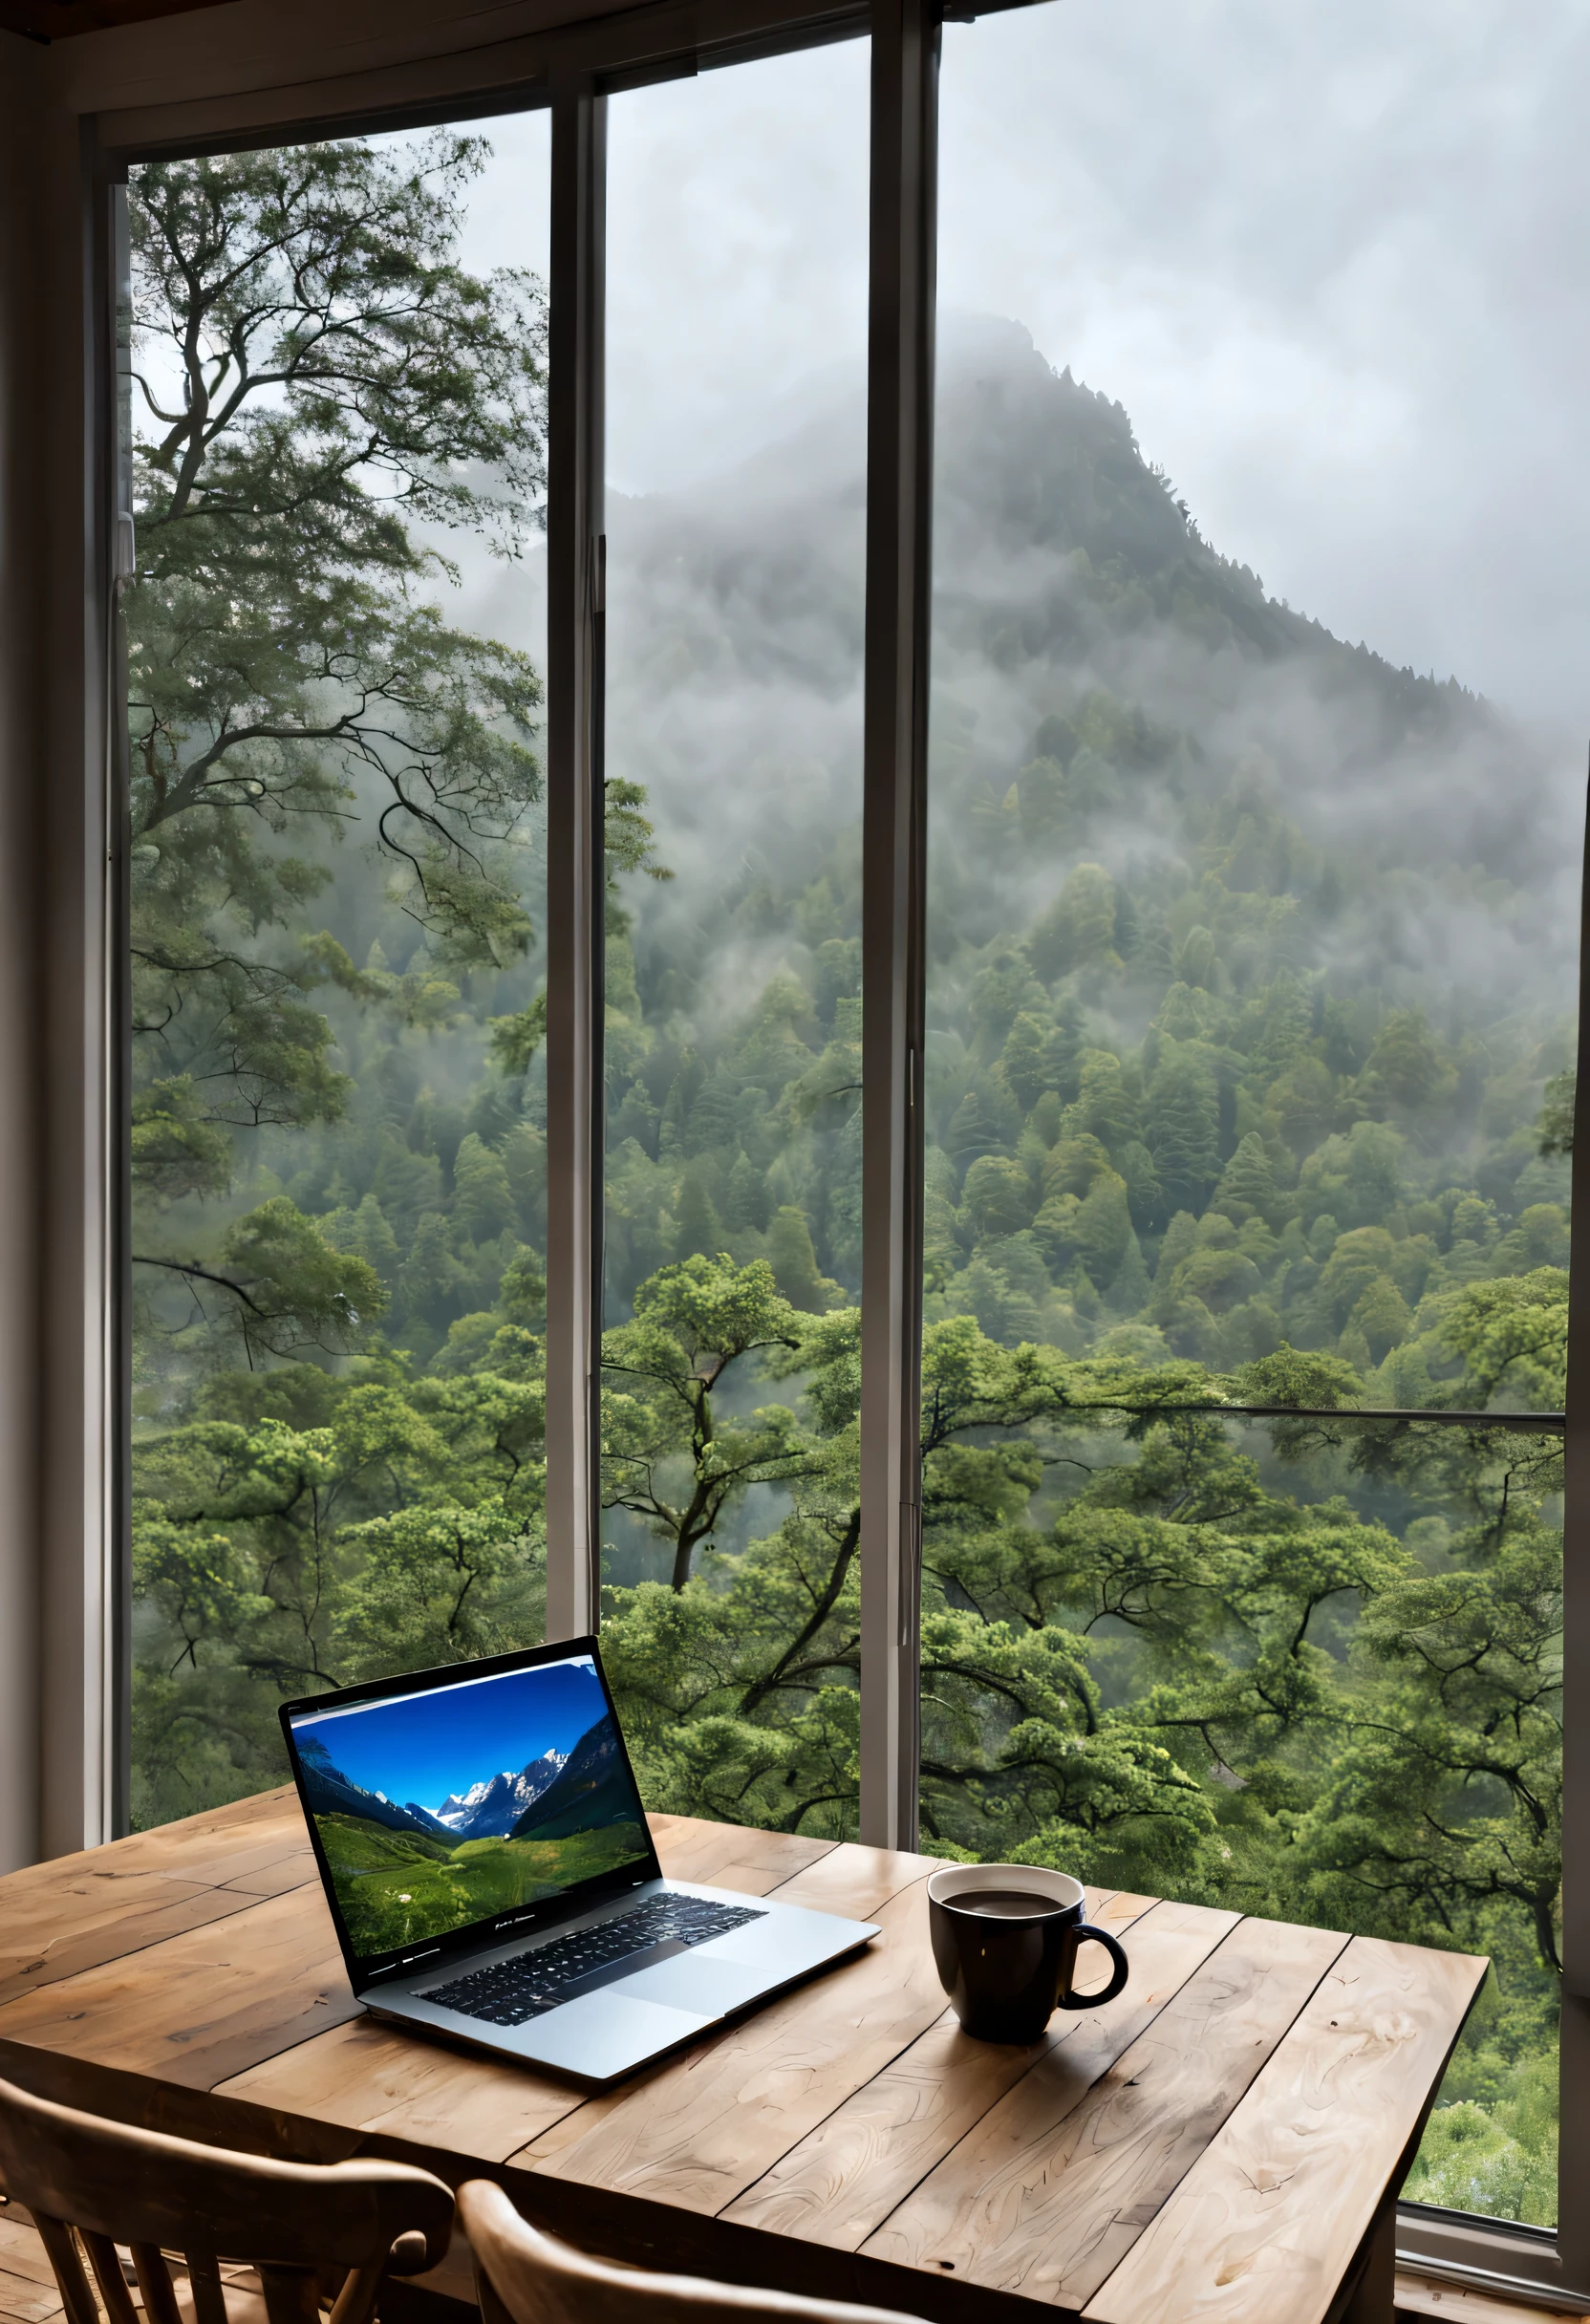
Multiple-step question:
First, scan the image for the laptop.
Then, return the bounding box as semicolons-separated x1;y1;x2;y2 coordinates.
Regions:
279;1637;879;2085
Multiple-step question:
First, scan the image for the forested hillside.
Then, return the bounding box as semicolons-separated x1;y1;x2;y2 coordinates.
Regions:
594;314;1574;1390
127;144;1571;2227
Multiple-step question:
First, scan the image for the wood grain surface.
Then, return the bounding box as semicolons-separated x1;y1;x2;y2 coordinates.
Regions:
865;1913;1345;2307
0;1793;1491;2324
858;1900;1243;2281
722;1890;1151;2251
1081;1934;1488;2324
0;2266;60;2324
510;1869;948;2210
752;1844;941;1922
220;2012;583;2159
0;2221;61;2294
644;1820;836;1897
0;1792;313;2010
0;1883;357;2090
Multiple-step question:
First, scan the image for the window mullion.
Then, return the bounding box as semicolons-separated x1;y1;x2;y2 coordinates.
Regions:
1552;761;1590;2290
544;75;607;1645
859;0;936;1851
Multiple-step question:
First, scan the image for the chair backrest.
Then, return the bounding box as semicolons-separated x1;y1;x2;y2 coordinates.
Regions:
0;2074;454;2324
458;2181;930;2324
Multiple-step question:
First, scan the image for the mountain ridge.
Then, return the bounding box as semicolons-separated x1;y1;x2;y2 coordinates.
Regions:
432;1746;569;1839
295;1737;447;1845
510;1716;637;1842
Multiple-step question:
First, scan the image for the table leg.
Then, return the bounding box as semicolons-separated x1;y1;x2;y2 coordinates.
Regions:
1338;2192;1397;2324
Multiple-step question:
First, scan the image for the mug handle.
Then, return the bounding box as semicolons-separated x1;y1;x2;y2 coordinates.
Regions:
1059;1921;1129;2010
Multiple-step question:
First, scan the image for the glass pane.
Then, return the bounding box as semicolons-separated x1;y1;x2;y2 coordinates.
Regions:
599;42;870;1833
127;120;551;1822
925;0;1578;2228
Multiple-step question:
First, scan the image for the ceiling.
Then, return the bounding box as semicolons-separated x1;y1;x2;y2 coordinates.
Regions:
0;0;237;36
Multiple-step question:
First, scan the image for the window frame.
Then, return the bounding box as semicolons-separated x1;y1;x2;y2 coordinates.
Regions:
78;0;1590;2299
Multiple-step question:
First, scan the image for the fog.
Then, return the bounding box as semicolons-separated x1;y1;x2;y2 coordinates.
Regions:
428;0;1586;1107
453;1;1590;738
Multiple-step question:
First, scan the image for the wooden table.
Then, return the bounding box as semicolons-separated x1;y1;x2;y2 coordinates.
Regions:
0;1792;1485;2324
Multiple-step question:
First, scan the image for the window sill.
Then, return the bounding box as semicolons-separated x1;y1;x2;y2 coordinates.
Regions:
1398;2207;1584;2316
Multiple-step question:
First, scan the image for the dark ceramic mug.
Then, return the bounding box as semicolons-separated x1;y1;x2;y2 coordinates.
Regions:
927;1862;1129;2042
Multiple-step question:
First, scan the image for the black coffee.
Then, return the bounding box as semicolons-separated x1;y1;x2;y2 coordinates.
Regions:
954;1888;1057;1919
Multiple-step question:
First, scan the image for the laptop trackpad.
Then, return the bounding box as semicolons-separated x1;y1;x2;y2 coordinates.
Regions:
520;1988;713;2079
619;1952;773;2016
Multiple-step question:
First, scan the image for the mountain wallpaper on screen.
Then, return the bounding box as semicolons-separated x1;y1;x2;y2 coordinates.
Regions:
296;1725;628;1849
295;1711;648;1960
433;1746;569;1838
296;1735;453;1842
510;1718;637;1841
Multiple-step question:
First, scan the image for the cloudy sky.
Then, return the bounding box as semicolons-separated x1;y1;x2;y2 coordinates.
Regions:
454;0;1590;736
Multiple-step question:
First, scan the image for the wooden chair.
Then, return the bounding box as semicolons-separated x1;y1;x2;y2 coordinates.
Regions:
0;2073;454;2324
458;2180;930;2324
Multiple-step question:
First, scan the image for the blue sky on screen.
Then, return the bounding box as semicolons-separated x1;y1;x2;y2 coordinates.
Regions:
289;1656;609;1812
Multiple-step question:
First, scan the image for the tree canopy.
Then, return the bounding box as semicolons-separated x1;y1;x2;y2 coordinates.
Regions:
128;135;548;1362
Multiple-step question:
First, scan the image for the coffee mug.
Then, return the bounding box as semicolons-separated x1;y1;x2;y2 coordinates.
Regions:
927;1862;1129;2042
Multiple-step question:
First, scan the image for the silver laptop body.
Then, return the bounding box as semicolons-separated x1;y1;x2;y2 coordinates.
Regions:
280;1639;876;2086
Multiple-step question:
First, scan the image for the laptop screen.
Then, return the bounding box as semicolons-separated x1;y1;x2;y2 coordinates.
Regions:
281;1645;655;1973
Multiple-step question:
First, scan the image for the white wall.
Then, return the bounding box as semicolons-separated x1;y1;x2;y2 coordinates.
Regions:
0;38;47;1871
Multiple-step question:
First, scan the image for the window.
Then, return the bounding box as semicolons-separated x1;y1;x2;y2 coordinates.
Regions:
125;121;552;1821
597;43;871;1827
102;0;1585;2294
926;0;1577;2248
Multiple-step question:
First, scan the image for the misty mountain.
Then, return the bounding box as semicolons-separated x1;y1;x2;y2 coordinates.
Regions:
510;1716;635;1841
601;314;1573;1046
296;1737;449;1844
432;1747;569;1840
581;311;1576;1387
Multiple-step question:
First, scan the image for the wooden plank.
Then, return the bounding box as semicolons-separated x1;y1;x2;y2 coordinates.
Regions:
509;1861;945;2210
0;2270;59;2324
1083;1933;1488;2324
214;1812;827;2149
0;1880;219;2011
214;1842;318;1900
646;1818;836;1895
866;1914;1345;2307
0;1885;358;2094
0;1874;324;2012
762;1843;944;1921
0;2221;64;2292
0;1793;316;2007
32;1789;300;1886
216;2012;583;2160
723;1889;1153;2249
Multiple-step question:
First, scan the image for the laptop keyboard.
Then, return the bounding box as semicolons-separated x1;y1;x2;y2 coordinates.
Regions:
421;1894;767;2026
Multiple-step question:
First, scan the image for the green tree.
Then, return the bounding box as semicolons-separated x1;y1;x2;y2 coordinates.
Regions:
1030;864;1119;982
1211;1132;1277;1223
600;1255;815;1590
765;1207;838;1312
1437;1269;1567;1410
1537;1068;1575;1157
1145;1046;1221;1212
129;137;546;1367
